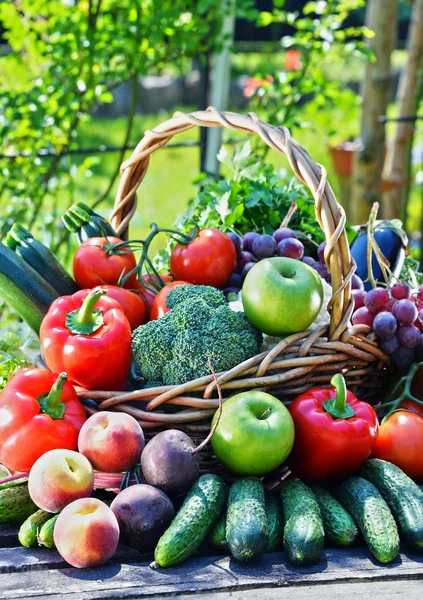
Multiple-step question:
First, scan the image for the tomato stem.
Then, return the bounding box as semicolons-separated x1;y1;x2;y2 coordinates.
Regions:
38;372;67;419
377;361;423;418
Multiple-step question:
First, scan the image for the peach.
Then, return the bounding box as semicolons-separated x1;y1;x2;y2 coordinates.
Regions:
78;411;145;473
54;497;119;568
28;449;94;513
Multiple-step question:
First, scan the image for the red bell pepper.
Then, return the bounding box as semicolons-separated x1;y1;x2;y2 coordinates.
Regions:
40;287;132;391
0;369;86;472
288;374;378;483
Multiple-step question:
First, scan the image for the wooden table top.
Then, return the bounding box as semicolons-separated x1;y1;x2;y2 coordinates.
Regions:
1;523;423;599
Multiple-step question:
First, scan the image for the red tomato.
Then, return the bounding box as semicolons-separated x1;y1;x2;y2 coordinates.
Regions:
398;399;423;417
170;229;236;288
99;285;146;330
133;274;173;318
371;410;423;481
73;237;137;289
150;281;192;320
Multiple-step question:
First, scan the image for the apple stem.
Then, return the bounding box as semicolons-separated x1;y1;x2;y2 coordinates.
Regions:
259;407;272;420
192;357;223;456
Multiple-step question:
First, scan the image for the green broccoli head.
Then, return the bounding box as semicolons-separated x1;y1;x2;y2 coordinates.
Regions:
165;284;226;310
131;285;262;386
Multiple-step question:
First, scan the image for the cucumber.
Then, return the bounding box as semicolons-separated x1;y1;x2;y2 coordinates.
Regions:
338;476;400;564
0;242;59;333
360;459;423;551
37;514;59;548
0;486;38;525
0;476;28;491
18;509;52;548
281;478;324;566
62;202;117;243
311;485;359;548
154;474;226;567
208;513;228;552
226;478;268;563
265;492;283;552
6;224;78;296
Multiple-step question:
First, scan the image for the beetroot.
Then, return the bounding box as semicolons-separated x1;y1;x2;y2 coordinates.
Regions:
140;430;200;495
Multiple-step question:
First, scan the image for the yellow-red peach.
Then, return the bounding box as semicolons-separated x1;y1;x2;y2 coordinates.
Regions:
54;497;119;568
78;411;145;473
28;449;94;512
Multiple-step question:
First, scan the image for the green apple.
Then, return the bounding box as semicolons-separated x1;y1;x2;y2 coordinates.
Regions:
242;257;323;336
211;391;295;476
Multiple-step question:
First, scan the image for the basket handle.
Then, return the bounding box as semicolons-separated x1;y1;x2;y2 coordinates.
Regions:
110;107;355;340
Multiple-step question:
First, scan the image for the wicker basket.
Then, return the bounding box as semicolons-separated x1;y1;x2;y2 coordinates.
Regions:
77;108;389;469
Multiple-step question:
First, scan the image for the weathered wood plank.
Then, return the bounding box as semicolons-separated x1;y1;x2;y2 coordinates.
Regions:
0;545;145;574
0;548;422;599
0;525;19;549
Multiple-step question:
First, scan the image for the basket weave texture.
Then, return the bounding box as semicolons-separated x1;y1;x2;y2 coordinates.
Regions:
79;108;388;453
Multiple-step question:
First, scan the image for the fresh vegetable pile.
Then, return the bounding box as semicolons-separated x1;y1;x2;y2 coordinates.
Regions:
1;173;423;575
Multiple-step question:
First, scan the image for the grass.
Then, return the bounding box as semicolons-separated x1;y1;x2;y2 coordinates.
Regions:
73;89;422;255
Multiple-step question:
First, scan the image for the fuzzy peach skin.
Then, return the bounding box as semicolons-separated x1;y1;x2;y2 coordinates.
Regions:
54;497;120;568
28;449;94;513
78;411;145;473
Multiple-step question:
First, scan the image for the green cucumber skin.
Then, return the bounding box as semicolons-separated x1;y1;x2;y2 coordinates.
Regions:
338;476;400;564
37;514;59;548
311;485;359;548
281;478;324;566
265;492;283;552
0;486;38;525
360;459;423;551
0;243;59;333
18;509;52;548
13;238;78;296
226;478;269;563
208;513;228;552
154;474;226;567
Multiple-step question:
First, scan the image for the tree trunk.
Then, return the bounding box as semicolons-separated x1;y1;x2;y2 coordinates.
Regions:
382;0;423;220
351;0;398;224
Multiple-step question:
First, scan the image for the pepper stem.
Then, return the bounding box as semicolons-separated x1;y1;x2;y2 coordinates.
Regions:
38;373;67;419
66;287;107;335
322;374;356;420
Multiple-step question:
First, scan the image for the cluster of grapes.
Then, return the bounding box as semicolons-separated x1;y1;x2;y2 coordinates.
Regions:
222;227;364;299
352;282;423;368
222;228;318;298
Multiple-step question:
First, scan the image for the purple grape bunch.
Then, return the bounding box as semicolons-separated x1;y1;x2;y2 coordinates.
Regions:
222;226;327;299
351;280;423;369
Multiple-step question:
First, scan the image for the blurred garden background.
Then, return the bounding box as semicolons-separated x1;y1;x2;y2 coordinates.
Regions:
0;0;422;266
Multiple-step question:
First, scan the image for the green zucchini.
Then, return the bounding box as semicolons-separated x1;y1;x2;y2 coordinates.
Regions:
18;509;52;548
226;478;268;562
311;485;359;548
281;478;324;566
338;476;400;564
154;474;226;567
265;492;283;552
6;224;78;296
208;513;228;552
0;485;38;525
37;514;59;548
0;242;59;333
62;202;117;243
360;459;423;551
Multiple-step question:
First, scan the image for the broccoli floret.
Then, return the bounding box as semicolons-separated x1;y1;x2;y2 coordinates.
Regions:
132;285;262;386
165;284;226;310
